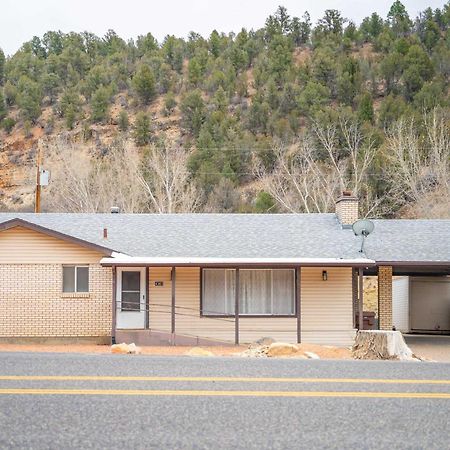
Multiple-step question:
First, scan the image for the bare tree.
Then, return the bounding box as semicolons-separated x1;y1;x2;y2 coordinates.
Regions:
136;141;200;213
43;137;145;213
255;119;379;214
385;108;450;218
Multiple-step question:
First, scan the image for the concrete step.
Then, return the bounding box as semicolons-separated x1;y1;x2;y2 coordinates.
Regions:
115;329;232;346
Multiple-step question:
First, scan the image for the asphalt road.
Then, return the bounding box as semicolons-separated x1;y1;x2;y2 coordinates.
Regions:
0;353;449;450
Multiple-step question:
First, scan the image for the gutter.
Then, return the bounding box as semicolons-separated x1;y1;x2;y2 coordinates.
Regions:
100;256;376;267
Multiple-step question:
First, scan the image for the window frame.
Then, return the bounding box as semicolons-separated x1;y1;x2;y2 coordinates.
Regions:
200;267;297;318
62;265;90;293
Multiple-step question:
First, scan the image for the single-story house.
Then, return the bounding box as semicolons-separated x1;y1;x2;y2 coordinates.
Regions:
0;193;449;346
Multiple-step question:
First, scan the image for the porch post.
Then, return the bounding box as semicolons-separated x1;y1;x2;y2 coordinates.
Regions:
235;268;240;345
378;266;393;330
171;267;176;340
358;267;364;330
145;267;150;329
296;267;301;344
352;269;358;328
111;266;117;344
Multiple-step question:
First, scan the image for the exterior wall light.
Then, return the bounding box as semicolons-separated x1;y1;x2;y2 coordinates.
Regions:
322;270;328;281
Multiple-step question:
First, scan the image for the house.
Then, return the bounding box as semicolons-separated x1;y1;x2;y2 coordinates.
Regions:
0;193;449;346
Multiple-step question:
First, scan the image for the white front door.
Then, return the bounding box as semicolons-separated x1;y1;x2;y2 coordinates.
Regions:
116;268;146;329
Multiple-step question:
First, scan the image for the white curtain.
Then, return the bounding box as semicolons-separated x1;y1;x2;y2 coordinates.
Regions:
240;270;271;314
272;269;295;315
203;269;235;315
203;269;295;316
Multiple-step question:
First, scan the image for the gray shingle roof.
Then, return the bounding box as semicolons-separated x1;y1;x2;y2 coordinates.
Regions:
0;213;448;263
365;219;450;263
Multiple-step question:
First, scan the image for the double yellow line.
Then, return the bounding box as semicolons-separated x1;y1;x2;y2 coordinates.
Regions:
0;388;448;399
0;375;449;384
0;376;449;399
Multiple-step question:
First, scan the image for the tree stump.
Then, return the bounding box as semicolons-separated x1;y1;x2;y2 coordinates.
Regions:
352;330;415;360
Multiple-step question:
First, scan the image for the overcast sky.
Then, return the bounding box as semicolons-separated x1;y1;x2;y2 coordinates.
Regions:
1;0;444;55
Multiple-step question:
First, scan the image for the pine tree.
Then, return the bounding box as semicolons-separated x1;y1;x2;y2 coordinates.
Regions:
133;112;151;146
132;65;156;105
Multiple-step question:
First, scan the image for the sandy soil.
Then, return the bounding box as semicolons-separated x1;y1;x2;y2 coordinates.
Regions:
0;343;352;359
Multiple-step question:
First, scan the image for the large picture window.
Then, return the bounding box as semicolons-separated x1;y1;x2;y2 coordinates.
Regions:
202;269;295;316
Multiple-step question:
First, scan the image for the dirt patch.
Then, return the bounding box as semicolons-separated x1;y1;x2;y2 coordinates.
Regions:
0;342;351;359
0;343;244;356
241;342;352;359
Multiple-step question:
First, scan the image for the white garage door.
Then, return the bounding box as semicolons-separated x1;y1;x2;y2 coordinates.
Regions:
410;278;450;332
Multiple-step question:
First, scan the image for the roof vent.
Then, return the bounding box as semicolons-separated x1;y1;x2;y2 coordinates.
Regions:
110;206;120;214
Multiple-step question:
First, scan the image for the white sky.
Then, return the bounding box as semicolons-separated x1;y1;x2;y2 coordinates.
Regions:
1;0;444;55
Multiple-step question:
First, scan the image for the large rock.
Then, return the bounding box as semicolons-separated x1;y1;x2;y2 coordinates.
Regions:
185;347;214;357
111;342;141;355
266;342;299;357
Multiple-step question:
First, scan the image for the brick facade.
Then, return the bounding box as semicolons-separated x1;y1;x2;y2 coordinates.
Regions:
0;263;112;338
378;266;393;330
335;195;359;226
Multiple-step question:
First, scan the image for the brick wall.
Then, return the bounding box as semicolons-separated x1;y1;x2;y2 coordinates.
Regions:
335;196;359;226
0;264;112;337
378;266;393;330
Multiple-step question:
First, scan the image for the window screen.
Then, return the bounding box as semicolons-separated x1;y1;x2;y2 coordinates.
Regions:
202;269;295;316
121;271;141;311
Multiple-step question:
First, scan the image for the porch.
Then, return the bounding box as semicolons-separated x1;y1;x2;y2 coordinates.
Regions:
107;264;368;347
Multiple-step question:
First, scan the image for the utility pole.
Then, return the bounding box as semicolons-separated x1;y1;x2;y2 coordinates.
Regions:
35;147;42;213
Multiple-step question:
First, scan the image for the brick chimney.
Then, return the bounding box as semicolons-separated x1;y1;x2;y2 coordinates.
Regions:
335;191;359;226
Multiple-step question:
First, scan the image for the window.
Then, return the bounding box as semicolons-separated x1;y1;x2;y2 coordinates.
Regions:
202;269;295;316
63;266;89;293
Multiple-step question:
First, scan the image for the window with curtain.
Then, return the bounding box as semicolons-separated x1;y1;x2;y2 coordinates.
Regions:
202;269;295;316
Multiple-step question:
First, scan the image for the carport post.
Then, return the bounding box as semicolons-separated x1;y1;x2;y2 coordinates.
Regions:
358;268;364;330
235;268;240;345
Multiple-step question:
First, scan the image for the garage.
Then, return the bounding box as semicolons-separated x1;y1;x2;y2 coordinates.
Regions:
393;276;450;333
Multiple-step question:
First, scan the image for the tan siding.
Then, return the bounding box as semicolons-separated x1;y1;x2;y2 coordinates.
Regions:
148;267;172;332
147;266;355;346
301;267;355;345
0;226;104;264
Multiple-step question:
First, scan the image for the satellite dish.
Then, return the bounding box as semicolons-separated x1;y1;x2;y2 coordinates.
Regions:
352;219;374;237
352;219;374;253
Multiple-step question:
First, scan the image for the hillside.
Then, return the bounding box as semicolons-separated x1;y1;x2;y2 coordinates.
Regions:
0;2;449;216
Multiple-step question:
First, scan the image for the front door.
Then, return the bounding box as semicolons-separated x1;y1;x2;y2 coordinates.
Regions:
116;268;146;329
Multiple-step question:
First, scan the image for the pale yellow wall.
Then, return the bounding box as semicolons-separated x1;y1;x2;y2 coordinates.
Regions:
148;266;355;346
0;225;111;338
301;267;355;345
0;226;105;264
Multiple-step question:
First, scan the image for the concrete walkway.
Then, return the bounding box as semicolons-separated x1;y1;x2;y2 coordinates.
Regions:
404;334;450;362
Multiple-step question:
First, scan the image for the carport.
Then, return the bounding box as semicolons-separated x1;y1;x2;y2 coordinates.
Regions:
392;265;450;334
362;263;450;334
360;218;450;335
